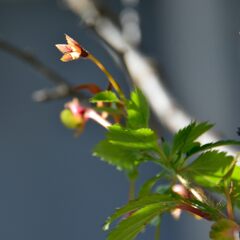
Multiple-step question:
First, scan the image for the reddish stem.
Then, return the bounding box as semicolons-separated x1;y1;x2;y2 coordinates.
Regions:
177;204;212;221
73;83;102;94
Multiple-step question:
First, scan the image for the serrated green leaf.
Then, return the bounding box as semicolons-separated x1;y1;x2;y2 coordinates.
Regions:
127;88;149;129
93;125;159;171
210;219;240;240
184;151;235;188
187;140;240;157
107;125;158;150
90;90;119;103
93;140;141;171
104;194;177;231
173;122;214;154
106;195;223;240
107;204;164;240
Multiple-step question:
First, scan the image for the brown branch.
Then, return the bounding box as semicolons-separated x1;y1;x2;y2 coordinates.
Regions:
0;39;88;102
0;39;68;86
178;204;213;221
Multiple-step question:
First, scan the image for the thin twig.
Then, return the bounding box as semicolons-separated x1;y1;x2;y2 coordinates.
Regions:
154;219;161;240
225;186;235;221
0;39;68;85
0;39;88;102
128;179;136;201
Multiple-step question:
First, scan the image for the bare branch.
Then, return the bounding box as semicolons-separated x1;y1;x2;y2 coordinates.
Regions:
0;39;88;102
32;85;70;102
0;39;68;85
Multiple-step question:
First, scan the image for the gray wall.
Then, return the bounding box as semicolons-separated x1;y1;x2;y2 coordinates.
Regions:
0;0;239;239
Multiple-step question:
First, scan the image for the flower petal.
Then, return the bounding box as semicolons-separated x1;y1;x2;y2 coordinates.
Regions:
65;34;89;57
55;44;72;53
65;34;80;48
60;52;81;62
60;53;73;62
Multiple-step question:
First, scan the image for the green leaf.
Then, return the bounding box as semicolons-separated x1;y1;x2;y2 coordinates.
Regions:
90;91;119;103
138;173;164;197
93;140;141;171
155;184;171;195
231;165;240;182
107;125;158;150
93;125;159;171
184;151;235;188
187;140;240;157
103;194;177;231
106;195;223;240
107;204;164;240
210;219;240;240
127;88;149;129
173;122;214;154
230;166;240;208
162;141;171;157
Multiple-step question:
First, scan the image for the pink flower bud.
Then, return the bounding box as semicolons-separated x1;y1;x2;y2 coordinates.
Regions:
55;34;89;62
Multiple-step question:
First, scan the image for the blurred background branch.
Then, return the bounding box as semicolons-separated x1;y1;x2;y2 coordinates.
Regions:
0;38;88;102
64;0;237;156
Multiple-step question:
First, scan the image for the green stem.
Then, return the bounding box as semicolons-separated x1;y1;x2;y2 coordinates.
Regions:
129;179;136;201
88;54;126;102
225;186;234;220
155;147;170;168
154;219;161;240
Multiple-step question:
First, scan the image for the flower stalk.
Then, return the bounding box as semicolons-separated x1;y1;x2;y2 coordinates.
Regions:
85;109;111;129
56;34;126;102
88;54;126;102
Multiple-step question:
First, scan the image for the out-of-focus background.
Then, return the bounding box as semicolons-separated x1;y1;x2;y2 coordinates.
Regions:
0;0;240;239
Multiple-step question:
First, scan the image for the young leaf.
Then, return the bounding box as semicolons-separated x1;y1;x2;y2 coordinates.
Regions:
210;219;240;240
138;173;164;197
186;140;240;157
184;151;235;188
90;90;119;103
93;140;141;171
127;88;149;129
173;122;214;154
103;194;177;231
105;194;222;240
107;125;158;150
107;204;165;240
